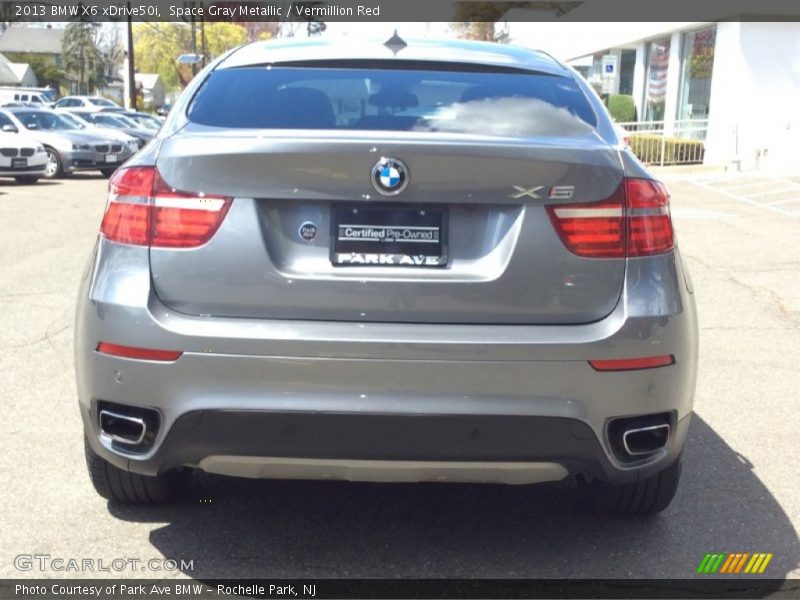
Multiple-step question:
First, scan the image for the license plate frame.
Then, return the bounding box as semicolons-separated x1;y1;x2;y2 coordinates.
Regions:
105;154;117;163
11;158;26;169
330;204;448;268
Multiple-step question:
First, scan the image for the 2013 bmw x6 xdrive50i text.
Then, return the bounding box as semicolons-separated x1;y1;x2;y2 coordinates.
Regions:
76;38;698;514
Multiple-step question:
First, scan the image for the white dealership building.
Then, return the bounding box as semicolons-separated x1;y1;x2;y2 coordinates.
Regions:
504;17;800;170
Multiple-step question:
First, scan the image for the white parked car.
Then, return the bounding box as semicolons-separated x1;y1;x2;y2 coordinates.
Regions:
0;114;47;184
52;96;124;112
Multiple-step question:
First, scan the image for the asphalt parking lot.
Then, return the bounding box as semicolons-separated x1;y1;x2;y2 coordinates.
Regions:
1;172;798;581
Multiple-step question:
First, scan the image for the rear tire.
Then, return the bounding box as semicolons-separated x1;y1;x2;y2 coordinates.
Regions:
589;453;682;515
84;438;190;504
15;176;39;184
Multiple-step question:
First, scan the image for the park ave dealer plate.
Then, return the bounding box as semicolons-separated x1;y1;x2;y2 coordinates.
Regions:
331;204;448;267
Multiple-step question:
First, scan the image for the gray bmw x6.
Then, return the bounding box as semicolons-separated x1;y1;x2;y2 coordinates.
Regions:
76;38;698;514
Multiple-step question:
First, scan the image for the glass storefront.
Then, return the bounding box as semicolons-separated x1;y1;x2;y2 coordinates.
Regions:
643;38;671;122
677;26;717;123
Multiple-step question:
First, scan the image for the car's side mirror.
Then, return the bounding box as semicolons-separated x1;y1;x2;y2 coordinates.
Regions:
1;124;18;133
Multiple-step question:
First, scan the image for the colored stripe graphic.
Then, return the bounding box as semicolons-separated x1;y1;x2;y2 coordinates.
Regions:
745;554;762;573
734;553;749;573
758;553;773;573
710;553;726;573
698;552;772;574
719;553;737;573
697;554;712;574
698;553;727;573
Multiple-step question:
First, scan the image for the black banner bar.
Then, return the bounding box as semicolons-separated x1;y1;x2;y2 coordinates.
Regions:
1;0;800;23
2;579;799;600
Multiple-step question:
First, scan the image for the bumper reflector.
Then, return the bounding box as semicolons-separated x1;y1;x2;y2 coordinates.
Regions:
589;355;674;371
96;342;182;362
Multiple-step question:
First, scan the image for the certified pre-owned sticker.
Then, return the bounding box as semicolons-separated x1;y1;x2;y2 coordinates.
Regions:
338;225;439;244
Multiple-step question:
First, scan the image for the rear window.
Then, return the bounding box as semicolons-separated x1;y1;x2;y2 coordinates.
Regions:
188;66;597;137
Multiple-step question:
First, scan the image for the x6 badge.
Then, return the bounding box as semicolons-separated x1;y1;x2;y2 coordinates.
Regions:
510;185;575;200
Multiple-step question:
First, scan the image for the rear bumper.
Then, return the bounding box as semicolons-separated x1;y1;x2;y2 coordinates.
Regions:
76;241;698;484
89;409;690;484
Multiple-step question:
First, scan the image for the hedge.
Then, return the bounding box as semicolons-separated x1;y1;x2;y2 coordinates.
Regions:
627;133;705;165
606;94;636;123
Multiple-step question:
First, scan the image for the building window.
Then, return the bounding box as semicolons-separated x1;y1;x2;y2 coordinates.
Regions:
643;38;670;122
677;26;717;126
618;50;636;96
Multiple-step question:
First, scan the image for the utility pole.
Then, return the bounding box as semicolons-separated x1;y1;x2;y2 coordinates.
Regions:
127;5;137;110
200;13;206;68
191;15;197;76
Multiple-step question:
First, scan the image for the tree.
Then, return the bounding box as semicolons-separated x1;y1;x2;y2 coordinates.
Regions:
133;23;190;90
5;52;66;89
239;22;280;42
96;23;126;79
62;22;106;94
450;2;580;41
134;22;247;91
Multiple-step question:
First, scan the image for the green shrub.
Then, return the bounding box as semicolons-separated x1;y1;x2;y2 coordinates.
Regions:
628;133;705;165
606;94;636;123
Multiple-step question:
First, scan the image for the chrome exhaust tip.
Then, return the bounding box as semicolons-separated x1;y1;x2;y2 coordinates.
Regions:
622;423;670;456
99;409;146;445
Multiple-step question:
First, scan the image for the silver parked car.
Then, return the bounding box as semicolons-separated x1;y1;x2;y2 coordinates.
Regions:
2;108;135;178
55;111;142;153
76;39;698;514
68;110;155;149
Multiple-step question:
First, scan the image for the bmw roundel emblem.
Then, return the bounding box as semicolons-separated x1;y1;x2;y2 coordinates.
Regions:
371;157;409;196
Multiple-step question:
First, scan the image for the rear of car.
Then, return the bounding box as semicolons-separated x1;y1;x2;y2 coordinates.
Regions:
76;39;697;514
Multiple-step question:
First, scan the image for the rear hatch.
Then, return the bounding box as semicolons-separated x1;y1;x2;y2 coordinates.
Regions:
149;62;625;325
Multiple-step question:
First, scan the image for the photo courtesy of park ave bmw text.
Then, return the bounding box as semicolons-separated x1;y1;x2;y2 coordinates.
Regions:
0;0;798;598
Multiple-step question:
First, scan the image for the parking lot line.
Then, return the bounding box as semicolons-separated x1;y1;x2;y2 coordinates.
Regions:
721;180;773;191
690;179;799;217
748;187;798;197
766;198;800;206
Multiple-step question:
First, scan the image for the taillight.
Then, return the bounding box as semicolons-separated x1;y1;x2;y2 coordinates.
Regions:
100;167;154;245
547;192;625;258
625;178;674;257
547;178;674;258
100;167;231;248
